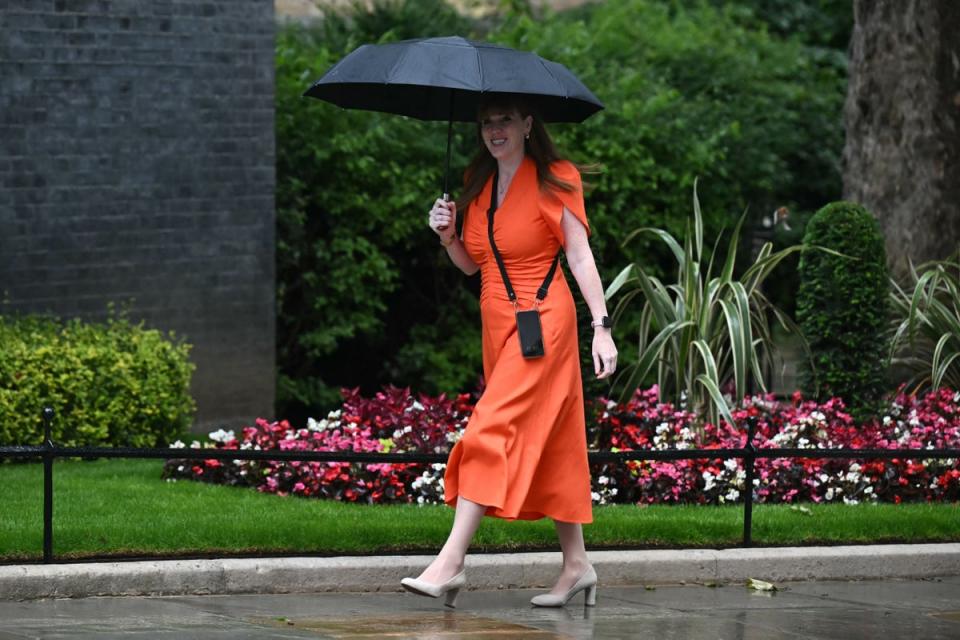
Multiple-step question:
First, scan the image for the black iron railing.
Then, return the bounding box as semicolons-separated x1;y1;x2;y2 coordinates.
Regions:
2;409;959;563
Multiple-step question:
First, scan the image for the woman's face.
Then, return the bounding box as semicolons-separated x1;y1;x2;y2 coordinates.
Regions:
479;107;532;163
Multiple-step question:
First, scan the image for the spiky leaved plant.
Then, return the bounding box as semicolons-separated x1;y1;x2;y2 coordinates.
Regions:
890;254;960;392
605;180;809;429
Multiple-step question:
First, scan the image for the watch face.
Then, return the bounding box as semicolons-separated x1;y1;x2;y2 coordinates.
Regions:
602;316;612;328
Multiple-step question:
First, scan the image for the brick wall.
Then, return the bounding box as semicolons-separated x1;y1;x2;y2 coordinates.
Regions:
0;0;276;430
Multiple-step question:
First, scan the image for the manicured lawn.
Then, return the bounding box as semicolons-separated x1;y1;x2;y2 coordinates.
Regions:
2;459;958;562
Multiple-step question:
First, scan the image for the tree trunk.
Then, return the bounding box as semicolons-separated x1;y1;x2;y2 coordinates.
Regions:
843;0;960;278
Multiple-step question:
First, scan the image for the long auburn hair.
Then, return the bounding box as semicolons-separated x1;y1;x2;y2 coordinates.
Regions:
454;94;592;214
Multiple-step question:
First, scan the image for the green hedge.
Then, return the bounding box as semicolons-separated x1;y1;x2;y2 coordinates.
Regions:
0;313;195;448
796;201;890;417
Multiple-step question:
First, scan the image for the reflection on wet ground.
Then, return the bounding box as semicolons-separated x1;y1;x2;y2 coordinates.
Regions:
1;577;959;639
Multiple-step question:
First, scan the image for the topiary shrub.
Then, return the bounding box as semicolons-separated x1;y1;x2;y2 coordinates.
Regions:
0;312;195;449
796;201;889;418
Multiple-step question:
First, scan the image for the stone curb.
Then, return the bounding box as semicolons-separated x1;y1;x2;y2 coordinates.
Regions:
2;543;959;601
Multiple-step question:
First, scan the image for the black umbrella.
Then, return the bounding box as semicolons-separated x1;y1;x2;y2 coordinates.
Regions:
302;35;603;198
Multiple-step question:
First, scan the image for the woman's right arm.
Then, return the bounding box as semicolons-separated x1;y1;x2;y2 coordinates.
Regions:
430;198;479;276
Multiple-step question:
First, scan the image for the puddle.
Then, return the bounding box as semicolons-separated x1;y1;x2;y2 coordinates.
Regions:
931;611;960;623
250;613;567;639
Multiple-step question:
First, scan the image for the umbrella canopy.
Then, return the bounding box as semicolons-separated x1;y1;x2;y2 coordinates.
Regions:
303;35;603;123
302;36;603;196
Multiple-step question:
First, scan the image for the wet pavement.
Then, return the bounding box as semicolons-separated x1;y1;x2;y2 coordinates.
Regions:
1;577;959;639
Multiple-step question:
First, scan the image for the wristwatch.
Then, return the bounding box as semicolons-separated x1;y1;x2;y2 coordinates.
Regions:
591;316;612;329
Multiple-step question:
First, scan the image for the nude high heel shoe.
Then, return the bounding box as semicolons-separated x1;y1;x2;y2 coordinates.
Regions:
530;564;597;607
401;569;466;608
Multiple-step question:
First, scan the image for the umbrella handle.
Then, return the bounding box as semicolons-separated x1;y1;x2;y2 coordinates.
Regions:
438;192;451;231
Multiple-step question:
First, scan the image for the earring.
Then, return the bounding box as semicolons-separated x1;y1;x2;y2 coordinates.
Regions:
525;132;530;140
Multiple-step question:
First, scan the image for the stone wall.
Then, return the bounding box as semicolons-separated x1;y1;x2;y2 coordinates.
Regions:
0;0;276;430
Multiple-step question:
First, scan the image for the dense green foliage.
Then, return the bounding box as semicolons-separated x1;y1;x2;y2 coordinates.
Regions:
0;312;194;448
710;0;853;49
890;255;960;392
276;0;847;420
797;202;890;417
276;0;482;420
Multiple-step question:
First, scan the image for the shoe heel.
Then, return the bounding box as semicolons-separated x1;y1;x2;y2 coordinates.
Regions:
584;584;597;606
444;587;460;608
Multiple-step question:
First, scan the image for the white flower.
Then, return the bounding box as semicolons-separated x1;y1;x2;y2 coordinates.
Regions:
810;411;826;422
393;429;403;439
598;476;609;485
190;440;201;449
656;423;670;435
170;440;185;449
702;471;716;488
724;489;740;502
327;409;341;419
724;458;739;472
431;463;446;471
825;488;835;501
864;486;873;494
209;428;235;443
606;399;617;409
849;463;861;473
818;473;828;483
883;416;892;426
591;491;601;502
177;465;184;472
843;497;859;505
403;426;413;434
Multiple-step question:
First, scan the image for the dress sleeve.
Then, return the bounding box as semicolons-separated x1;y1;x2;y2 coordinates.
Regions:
540;160;591;247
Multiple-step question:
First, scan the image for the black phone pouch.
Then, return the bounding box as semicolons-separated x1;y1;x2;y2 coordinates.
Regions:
516;308;545;359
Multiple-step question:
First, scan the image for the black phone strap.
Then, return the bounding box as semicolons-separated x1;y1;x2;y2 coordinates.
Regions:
487;170;560;307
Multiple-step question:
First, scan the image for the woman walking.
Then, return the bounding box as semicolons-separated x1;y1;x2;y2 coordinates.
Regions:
402;94;617;608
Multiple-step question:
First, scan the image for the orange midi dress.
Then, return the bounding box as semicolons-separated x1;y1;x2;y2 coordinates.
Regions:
442;155;594;524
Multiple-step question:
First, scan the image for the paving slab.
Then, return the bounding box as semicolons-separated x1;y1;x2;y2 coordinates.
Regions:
1;578;959;639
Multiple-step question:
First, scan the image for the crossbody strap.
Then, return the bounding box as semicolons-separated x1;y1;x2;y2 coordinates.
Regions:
487;170;561;305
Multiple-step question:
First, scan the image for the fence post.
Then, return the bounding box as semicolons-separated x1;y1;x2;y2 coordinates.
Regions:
42;407;55;564
742;416;757;547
